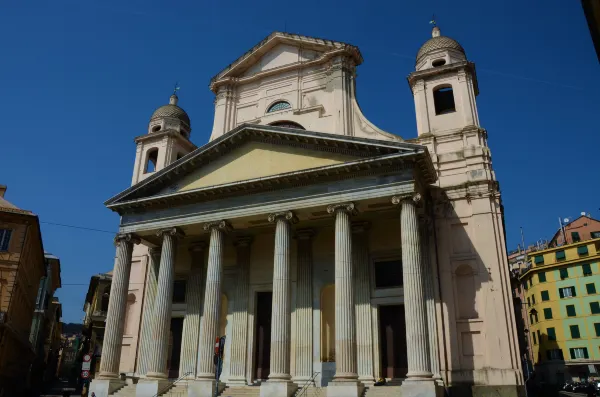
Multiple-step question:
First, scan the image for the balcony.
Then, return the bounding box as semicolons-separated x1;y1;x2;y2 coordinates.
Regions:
90;310;107;323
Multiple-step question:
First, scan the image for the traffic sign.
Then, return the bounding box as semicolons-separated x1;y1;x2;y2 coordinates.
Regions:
81;370;90;379
82;361;91;371
83;354;91;362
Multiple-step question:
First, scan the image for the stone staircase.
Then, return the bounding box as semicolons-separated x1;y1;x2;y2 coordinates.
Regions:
218;385;261;397
362;385;403;397
294;386;325;397
110;383;136;397
160;384;188;397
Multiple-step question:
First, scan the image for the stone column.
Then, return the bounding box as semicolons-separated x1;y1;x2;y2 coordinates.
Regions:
293;229;314;384
98;233;140;379
136;247;161;376
147;228;184;379
420;216;442;381
391;194;433;383
228;236;253;385
326;203;362;397
179;242;207;379
261;211;297;397
196;221;230;381
352;222;374;384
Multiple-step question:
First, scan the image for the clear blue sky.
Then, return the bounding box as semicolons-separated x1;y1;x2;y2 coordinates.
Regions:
1;1;598;323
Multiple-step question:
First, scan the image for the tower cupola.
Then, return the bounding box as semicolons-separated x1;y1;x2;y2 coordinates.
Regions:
415;26;466;71
148;94;192;138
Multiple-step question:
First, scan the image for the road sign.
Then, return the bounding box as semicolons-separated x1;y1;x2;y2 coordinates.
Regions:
83;354;91;362
81;370;90;379
82;361;91;371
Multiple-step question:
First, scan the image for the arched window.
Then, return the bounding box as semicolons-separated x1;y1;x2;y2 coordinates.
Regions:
267;101;291;113
268;121;305;130
145;148;158;173
433;85;456;115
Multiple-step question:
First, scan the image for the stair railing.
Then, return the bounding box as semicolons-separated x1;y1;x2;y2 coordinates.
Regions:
152;371;193;397
296;372;320;397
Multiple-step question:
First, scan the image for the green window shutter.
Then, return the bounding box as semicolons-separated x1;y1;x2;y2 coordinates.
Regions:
541;290;550;301
547;327;556;340
583;263;592;275
572;232;581;242
566;305;576;317
578;246;589;256
570;325;581;339
543;308;553;319
556;250;566;261
587;283;596;294
595;323;600;337
560;268;569;279
535;255;544;264
591;302;600;314
538;272;547;282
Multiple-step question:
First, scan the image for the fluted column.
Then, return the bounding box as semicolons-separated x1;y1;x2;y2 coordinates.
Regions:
293;229;315;383
179;242;207;379
392;193;432;380
267;211;297;382
420;216;441;380
352;222;374;383
196;221;231;380
228;236;253;385
327;203;358;382
147;227;184;378
137;247;161;376
98;233;140;378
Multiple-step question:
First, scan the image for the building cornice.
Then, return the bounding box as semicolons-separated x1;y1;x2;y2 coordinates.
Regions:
134;130;197;151
406;60;479;95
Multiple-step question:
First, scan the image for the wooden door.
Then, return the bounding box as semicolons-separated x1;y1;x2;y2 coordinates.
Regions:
379;305;407;379
254;292;272;380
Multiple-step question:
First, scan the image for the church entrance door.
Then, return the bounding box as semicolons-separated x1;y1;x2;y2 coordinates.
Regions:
379;305;407;379
254;291;272;380
167;317;184;378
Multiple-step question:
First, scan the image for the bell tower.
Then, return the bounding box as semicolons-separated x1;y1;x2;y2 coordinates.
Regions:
131;94;196;185
409;26;480;136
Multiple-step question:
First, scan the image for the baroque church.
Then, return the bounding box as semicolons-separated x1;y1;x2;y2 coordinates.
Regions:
90;28;524;397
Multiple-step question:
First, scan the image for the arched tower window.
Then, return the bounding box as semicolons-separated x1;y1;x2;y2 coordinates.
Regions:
267;101;291;113
268;121;305;130
433;85;456;115
145;148;158;173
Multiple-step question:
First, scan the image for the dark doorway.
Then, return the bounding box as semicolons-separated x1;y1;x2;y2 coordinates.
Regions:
254;291;272;380
168;317;184;378
379;305;407;379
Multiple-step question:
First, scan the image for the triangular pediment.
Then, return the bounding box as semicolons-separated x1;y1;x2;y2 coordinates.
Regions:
105;124;435;210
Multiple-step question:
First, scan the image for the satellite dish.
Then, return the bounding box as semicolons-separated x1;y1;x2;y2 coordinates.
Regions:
563;218;570;223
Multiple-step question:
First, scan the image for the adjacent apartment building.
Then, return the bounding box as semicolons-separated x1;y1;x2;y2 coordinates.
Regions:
82;272;112;379
0;185;48;394
518;215;600;384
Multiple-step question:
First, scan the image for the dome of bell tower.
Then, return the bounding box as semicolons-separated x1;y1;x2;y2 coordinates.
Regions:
148;94;191;137
415;26;466;71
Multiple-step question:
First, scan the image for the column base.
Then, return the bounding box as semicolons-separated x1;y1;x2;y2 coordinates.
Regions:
260;380;297;397
88;378;125;397
136;378;171;397
401;379;444;397
187;379;224;397
326;380;364;397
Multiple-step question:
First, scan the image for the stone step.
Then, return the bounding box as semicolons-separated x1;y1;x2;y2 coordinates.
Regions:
111;384;137;397
160;384;189;397
294;386;325;397
218;386;262;397
362;385;403;397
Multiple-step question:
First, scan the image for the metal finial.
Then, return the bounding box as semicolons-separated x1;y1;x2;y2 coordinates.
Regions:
429;15;437;27
173;82;180;96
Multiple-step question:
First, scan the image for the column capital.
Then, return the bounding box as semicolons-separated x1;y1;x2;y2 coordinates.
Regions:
114;233;141;246
327;202;357;215
188;241;207;253
295;228;315;240
268;210;298;224
391;193;422;206
234;236;254;247
351;221;370;234
157;227;185;239
203;220;232;233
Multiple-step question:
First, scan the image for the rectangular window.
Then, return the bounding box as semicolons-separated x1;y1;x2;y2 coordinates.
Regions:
583;263;592;276
560;268;569;279
595;323;600;337
547;327;556;340
579;246;589;256
559;286;576;298
572;232;581;242
0;229;11;252
567;304;576;317
541;290;550;301
547;349;564;360
532;331;537;344
591;302;600;314
587;283;597;294
538;272;547;282
570;325;581;339
570;347;589;359
591;231;600;239
530;313;535;324
523;281;528;291
532;295;536;305
172;280;187;303
544;308;553;319
374;260;403;288
534;255;544;265
537;330;541;343
556;250;566;261
527;297;531;306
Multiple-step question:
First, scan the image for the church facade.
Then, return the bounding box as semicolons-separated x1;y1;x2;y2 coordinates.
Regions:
90;29;523;397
